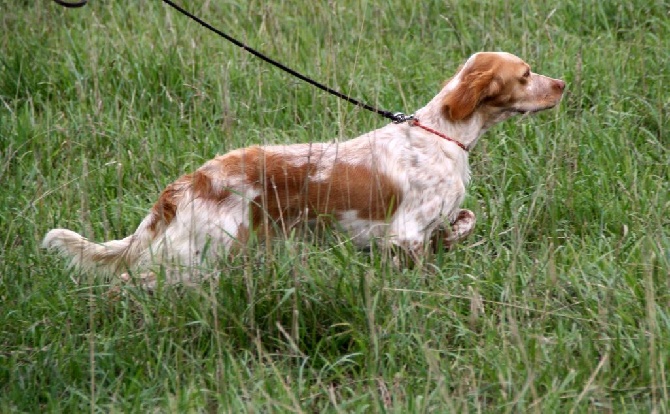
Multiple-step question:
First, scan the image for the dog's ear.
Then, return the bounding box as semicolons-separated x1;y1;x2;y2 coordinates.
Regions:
442;70;501;121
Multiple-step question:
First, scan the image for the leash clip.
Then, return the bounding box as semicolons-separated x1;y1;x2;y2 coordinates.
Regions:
392;112;415;124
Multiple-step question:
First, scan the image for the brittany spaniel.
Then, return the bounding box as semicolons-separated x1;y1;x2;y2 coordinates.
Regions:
44;52;565;284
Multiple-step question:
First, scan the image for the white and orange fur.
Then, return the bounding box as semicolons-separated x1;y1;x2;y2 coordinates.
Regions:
43;52;565;285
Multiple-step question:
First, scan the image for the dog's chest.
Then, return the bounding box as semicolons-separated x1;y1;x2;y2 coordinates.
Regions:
397;143;470;222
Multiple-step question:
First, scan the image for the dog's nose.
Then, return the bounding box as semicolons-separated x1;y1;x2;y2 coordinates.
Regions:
553;79;566;92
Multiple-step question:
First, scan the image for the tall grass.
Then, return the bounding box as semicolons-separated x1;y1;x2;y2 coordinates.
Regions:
1;0;668;411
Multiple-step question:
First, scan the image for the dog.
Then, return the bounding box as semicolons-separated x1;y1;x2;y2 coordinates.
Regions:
43;52;565;284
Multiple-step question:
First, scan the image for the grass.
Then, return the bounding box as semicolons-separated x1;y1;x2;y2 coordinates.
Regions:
1;0;669;411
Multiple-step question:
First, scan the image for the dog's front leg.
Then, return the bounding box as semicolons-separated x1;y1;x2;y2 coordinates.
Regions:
431;209;476;252
382;224;435;268
386;238;427;268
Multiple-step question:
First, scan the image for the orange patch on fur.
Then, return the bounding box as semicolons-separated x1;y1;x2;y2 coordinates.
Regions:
149;175;189;233
147;146;402;237
212;147;402;230
148;170;232;233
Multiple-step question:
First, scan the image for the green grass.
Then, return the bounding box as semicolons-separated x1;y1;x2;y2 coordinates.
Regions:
1;0;669;411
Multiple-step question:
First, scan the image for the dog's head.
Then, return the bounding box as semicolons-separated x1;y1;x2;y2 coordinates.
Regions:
442;52;565;123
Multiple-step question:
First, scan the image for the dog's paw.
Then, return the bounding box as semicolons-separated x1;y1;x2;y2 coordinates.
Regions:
431;209;476;251
120;271;158;290
446;209;476;243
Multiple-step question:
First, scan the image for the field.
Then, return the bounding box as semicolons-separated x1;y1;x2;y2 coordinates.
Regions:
1;0;669;412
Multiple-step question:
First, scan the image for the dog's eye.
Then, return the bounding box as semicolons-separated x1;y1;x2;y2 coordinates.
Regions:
522;69;531;78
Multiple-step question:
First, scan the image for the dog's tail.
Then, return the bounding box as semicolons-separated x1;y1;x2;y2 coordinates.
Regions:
42;223;151;274
42;229;136;272
43;172;197;274
42;210;165;274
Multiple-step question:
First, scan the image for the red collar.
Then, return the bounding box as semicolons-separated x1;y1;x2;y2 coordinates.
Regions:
410;118;469;152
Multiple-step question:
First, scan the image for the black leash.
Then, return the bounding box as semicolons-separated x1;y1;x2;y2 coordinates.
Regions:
52;0;88;8
51;0;413;124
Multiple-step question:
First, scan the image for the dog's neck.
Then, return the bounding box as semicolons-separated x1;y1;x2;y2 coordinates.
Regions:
412;83;515;151
412;93;484;151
